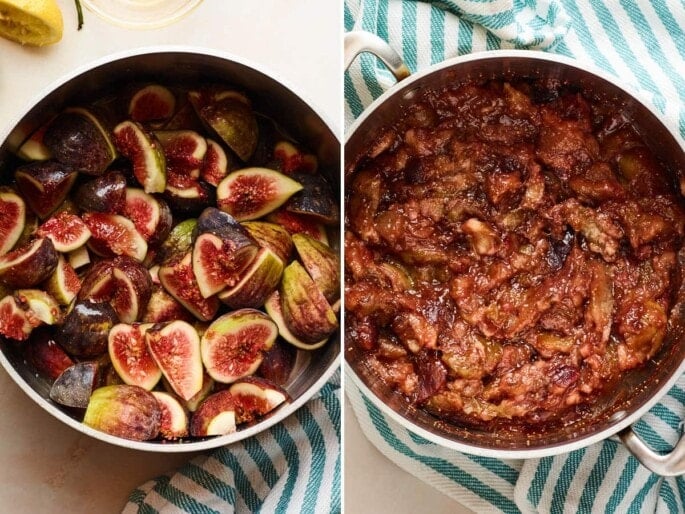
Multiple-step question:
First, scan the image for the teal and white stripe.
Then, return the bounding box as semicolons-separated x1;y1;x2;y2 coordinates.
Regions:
346;1;685;512
123;373;340;514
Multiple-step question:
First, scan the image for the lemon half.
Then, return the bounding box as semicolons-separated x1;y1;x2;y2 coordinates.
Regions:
0;0;63;46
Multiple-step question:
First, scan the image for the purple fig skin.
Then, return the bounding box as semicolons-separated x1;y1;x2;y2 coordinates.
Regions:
84;385;161;441
14;160;78;219
56;300;119;358
73;171;127;213
49;361;99;408
0;237;58;288
285;173;339;225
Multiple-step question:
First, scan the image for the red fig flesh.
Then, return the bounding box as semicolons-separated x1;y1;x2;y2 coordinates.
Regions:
108;323;161;390
23;327;74;380
200;139;229;186
0;190;26;256
129;85;176;123
113;121;166;194
45;255;81;305
0;295;34;341
229;376;289;424
158;252;219;322
83;212;148;262
37;212;91;252
152;391;188;440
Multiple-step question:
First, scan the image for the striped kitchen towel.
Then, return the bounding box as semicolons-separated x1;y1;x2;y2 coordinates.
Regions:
345;0;685;513
123;372;340;514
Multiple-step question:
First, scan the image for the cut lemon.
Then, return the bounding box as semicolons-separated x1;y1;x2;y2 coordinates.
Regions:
0;0;63;46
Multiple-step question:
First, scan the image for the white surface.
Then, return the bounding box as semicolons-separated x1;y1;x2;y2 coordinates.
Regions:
0;2;340;513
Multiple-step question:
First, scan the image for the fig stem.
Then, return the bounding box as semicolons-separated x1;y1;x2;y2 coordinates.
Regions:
74;0;84;30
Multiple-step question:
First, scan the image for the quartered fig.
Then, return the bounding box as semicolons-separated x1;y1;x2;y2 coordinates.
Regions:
0;190;26;256
84;385;161;441
49;361;99;408
14;289;61;325
155;218;197;266
218;247;283;309
145;320;203;401
15;160;77;219
292;233;340;304
189;389;237;437
108;323;161;390
68;245;90;270
56;300;119;358
23;327;74;381
163;178;215;217
258;339;297;386
241;221;293;265
155;129;207;179
45;255;81;305
0;237;58;288
273;140;318;174
43;108;117;175
73;171;127;213
0;295;34;341
229;376;289;425
16;119;53;161
129;84;176;124
158;252;219;321
83;212;148;262
142;284;194;324
152;391;189;440
286;173;339;225
264;290;329;350
113;120;166;194
123;188;172;245
200;309;278;384
37;212;91;252
176;372;214;412
266;208;328;245
200;139;229;186
216;167;302;221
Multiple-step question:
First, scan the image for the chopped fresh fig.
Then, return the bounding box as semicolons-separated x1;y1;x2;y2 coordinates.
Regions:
37;212;91;252
0;295;34;341
189;389;237;437
123;188;172;245
273;140;318;174
164;97;205;132
200;139;230;186
152;391;189;440
286;173;339;225
200;309;278;384
218;247;283;309
258;340;297;386
242;221;293;265
14;209;38;249
266;209;328;245
83;212;148;262
292;233;340;303
113;120;166;194
73;171;127;213
14;160;78;219
16;119;53;161
189;90;258;162
145;320;203;401
68;245;90;269
155;218;197;265
14;289;61;325
23;327;74;380
158;252;219;321
229;376;289;424
142;285;193;324
163;179;215;217
77;259;117;300
0;190;26;256
84;385;161;441
49;361;99;408
45;255;81;305
155;129;207;179
0;237;58;288
108;323;161;390
129;85;176;123
216;167;302;221
43;108;117;175
264;290;330;350
176;372;214;412
56;300;119;358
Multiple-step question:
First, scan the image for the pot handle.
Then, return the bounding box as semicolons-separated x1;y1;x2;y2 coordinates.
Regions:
344;30;411;81
619;426;685;476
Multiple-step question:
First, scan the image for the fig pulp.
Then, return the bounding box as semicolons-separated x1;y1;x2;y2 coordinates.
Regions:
56;300;119;358
84;385;161;441
158;252;219;321
0;238;58;288
129;85;176;123
146;320;203;401
200;139;229;186
113;121;166;194
200;309;278;384
123;188;172;245
49;361;99;408
273;140;318;175
152;391;188;440
229;377;288;425
83;212;148;262
266;209;328;245
216;167;302;221
0;295;34;341
37;212;91;252
155;130;207;180
45;255;81;305
73;171;127;213
108;323;161;390
218;247;284;309
0;190;26;256
142;285;193;324
14;160;77;219
189;389;236;437
292;233;340;304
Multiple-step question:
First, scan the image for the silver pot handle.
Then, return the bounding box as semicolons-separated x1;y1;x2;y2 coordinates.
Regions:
619;426;685;476
344;30;411;81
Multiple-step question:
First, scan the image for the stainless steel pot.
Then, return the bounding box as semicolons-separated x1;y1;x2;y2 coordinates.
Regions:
0;46;340;453
344;31;685;473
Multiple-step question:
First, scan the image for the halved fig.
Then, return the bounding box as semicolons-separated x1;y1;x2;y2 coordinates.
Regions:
286;173;339;225
158;252;219;321
163;179;215;217
84;385;161;441
155;218;197;266
108;323;161;390
152;391;189;440
0;190;25;257
23;327;74;380
49;361;99;409
200;139;230;186
68;245;90;269
15;160;78;219
123;188;172;245
292;233;340;303
77;259;117;301
113;120;166;194
217;247;283;309
129;84;176;123
229;376;289;425
37;212;91;252
56;300;119;358
266;209;328;245
189;389;236;437
14;289;61;325
142;284;193;324
258;340;297;386
146;320;203;401
273;140;318;174
241;221;293;265
155;130;207;179
216;167;302;221
45;255;81;305
0;237;58;288
200;309;278;384
83;212;148;262
0;295;34;341
73;171;127;213
43;108;117;175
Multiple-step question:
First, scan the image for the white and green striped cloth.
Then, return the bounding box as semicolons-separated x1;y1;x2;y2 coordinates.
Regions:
345;1;685;512
123;373;340;514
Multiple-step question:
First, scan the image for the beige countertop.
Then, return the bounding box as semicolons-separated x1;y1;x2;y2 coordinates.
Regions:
0;2;340;512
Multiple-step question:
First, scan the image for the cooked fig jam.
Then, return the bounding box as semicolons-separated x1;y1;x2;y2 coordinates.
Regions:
345;79;685;428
